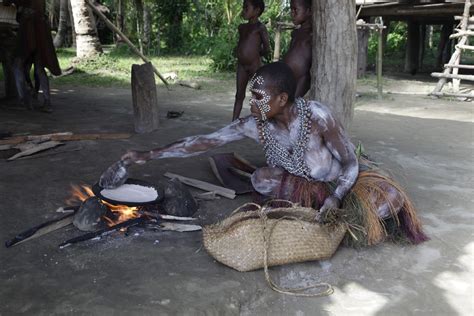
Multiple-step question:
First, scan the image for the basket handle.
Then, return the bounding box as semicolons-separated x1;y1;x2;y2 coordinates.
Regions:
259;209;334;297
230;202;262;215
262;199;298;209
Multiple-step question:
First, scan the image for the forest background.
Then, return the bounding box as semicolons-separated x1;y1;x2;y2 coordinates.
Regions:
1;0;449;87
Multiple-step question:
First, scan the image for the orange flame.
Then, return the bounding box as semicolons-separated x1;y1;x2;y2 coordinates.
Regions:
67;184;139;225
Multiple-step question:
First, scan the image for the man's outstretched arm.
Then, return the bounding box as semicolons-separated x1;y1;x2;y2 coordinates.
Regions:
122;116;259;164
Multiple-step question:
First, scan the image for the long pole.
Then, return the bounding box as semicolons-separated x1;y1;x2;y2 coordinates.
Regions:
376;24;383;99
85;0;170;88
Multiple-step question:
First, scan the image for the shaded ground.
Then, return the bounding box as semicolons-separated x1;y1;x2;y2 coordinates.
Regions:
0;76;473;315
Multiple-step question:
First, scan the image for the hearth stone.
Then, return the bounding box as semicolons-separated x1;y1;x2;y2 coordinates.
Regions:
73;197;108;231
160;179;198;217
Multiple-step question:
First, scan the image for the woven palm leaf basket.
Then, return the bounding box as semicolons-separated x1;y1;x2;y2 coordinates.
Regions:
203;202;347;273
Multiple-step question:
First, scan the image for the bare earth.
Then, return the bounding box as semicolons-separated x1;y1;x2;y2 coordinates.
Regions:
0;75;473;315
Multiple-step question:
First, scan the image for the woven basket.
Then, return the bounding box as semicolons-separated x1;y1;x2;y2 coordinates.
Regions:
203;202;347;272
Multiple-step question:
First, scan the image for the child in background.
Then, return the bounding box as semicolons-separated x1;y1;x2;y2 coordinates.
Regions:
283;0;312;98
232;0;270;121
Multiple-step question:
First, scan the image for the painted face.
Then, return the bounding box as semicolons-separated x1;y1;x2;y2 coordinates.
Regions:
249;74;272;121
290;0;310;26
242;0;260;20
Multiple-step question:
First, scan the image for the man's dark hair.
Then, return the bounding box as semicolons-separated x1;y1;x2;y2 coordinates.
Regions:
254;62;297;102
248;0;265;16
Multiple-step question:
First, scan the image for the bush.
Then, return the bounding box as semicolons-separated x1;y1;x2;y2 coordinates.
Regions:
209;21;239;71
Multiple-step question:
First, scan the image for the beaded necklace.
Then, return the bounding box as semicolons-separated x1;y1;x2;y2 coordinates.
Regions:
256;98;313;180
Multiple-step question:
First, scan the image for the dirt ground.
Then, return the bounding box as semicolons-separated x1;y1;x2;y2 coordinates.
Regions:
0;75;473;315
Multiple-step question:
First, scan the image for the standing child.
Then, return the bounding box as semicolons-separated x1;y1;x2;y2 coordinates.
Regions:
283;0;312;98
232;0;270;121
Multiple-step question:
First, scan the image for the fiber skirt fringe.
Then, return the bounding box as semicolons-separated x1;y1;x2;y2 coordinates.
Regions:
275;170;429;247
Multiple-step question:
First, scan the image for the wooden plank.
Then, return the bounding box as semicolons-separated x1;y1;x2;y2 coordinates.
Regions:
5;213;75;248
7;141;64;161
431;72;474;81
0;133;131;145
163;172;236;199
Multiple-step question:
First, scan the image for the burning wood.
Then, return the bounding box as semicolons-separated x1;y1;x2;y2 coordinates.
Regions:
68;184;140;226
59;217;148;249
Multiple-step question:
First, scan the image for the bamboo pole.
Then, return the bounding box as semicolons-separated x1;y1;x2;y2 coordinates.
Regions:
85;0;169;89
377;25;383;99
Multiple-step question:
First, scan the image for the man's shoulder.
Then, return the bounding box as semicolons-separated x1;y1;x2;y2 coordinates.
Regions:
307;100;337;126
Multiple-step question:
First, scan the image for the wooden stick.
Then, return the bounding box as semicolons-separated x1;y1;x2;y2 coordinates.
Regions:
7;141;64;161
177;81;201;90
454;16;474;22
430;91;474;98
450;31;474;39
85;0;169;88
59;217;147;249
431;72;474;81
0;132;131;145
456;44;474;50
163;172;236;199
160;222;202;232
444;64;474;70
5;211;77;248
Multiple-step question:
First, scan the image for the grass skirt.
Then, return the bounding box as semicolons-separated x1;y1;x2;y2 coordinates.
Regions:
275;169;429;247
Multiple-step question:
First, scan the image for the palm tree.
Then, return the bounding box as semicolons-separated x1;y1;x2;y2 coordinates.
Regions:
70;0;102;58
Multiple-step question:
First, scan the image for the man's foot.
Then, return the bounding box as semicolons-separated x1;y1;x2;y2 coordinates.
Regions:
20;97;33;110
38;100;53;113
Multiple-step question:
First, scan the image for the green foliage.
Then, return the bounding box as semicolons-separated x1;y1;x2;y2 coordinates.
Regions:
208;0;291;71
209;20;239;71
368;21;407;61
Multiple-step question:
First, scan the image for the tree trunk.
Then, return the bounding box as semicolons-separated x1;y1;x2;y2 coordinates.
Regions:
70;0;102;58
311;0;357;128
54;0;69;48
134;0;144;54
404;20;420;74
68;0;76;47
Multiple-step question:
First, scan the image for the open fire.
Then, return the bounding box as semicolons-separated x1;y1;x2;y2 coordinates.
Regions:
67;184;139;225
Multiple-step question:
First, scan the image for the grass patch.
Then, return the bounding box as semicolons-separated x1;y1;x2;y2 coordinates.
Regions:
0;46;234;88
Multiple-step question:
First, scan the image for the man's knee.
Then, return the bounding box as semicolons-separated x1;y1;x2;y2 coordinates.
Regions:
251;167;284;196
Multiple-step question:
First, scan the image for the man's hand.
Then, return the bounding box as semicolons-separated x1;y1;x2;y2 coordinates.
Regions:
315;196;341;223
